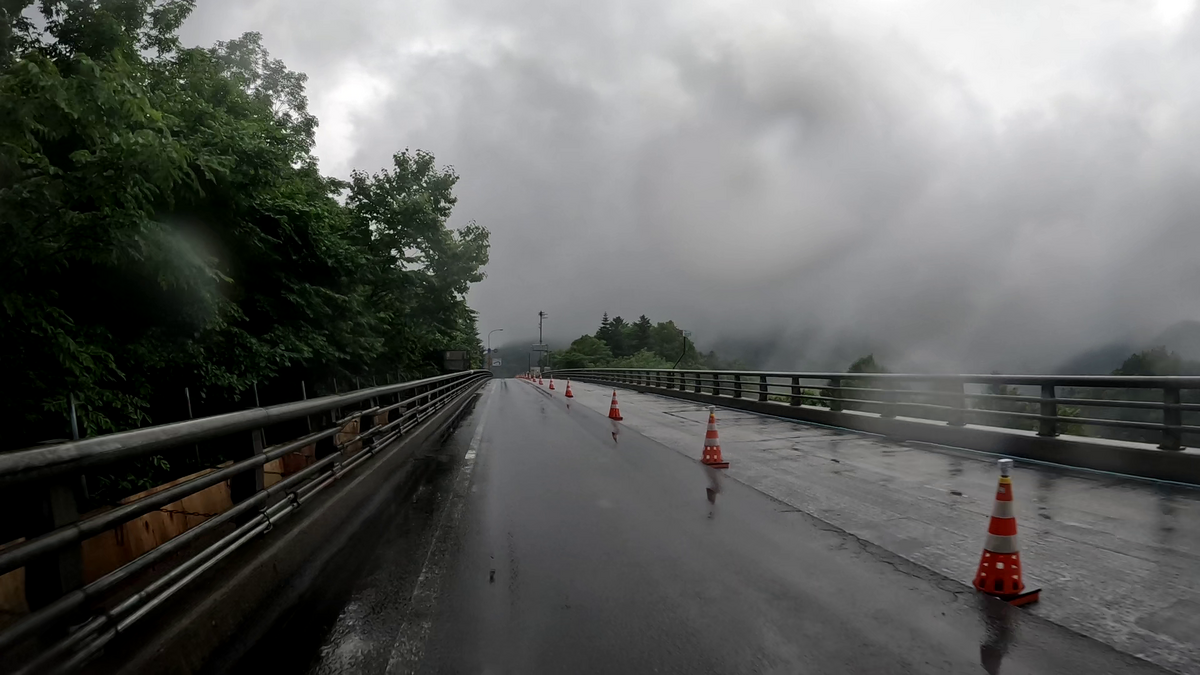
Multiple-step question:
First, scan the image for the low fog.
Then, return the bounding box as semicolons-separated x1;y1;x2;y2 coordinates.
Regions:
182;0;1200;372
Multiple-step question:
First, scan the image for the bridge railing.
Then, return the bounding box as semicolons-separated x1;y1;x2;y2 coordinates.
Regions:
0;369;491;671
548;368;1200;451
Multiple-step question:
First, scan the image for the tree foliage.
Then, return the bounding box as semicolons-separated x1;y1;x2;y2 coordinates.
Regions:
552;313;723;370
1;1;489;449
1112;346;1200;376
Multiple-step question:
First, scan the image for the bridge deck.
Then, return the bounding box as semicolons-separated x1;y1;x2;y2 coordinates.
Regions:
563;378;1200;674
242;379;1189;674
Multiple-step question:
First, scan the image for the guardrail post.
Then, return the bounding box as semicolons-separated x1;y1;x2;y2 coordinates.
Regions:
733;374;743;399
667;371;675;390
1038;384;1058;437
360;402;378;451
316;407;340;459
24;481;84;611
1160;385;1182;450
829;378;843;412
230;428;266;504
758;375;769;402
790;376;801;406
944;380;965;426
880;382;896;419
387;390;401;427
693;373;701;393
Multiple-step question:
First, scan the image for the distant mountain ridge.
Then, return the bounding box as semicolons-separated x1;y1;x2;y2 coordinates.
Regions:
1054;320;1200;374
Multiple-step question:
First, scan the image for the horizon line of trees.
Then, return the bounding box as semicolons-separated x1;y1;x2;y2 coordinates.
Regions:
548;313;748;371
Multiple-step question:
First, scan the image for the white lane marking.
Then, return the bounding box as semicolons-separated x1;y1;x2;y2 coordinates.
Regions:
464;397;487;462
384;382;493;675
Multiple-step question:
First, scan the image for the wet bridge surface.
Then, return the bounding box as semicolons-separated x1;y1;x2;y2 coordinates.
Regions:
237;378;1198;674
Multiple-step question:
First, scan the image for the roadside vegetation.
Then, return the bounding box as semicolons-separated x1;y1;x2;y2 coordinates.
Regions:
1;1;489;453
549;313;746;370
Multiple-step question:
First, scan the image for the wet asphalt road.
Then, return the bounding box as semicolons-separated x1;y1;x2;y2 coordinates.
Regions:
379;380;1166;675
561;379;1200;673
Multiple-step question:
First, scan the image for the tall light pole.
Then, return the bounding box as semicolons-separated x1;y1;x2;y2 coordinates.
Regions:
537;311;548;372
487;329;503;372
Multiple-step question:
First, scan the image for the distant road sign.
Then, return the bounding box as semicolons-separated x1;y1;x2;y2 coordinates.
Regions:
492;358;502;367
443;350;469;372
532;343;549;352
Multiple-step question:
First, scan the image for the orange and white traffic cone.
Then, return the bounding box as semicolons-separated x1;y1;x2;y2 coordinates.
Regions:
549;377;555;390
608;390;624;421
539;375;544;385
565;379;574;398
701;406;730;469
974;459;1039;606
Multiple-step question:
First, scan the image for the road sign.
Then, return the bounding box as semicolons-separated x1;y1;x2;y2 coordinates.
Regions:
443;350;469;372
492;358;502;367
532;343;549;352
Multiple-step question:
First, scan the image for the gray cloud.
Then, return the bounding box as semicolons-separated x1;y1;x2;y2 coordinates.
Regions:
181;0;1200;371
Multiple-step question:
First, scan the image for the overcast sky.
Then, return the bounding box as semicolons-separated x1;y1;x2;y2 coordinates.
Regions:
182;0;1200;371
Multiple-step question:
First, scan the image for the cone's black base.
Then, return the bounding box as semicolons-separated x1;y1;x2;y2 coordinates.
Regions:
983;587;1040;607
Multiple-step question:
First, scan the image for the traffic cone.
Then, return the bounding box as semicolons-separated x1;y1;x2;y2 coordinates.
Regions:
974;459;1039;606
701;406;729;469
565;379;574;398
549;377;555;390
539;376;544;385
608;390;624;421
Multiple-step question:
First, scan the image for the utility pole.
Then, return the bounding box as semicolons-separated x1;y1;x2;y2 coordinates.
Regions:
537;311;548;372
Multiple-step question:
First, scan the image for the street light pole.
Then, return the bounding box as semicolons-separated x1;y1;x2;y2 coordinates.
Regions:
537;311;548;372
487;329;504;372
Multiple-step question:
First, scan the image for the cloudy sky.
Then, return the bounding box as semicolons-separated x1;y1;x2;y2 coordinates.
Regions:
182;0;1200;371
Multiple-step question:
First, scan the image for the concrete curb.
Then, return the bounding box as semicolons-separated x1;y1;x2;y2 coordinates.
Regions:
574;378;1200;486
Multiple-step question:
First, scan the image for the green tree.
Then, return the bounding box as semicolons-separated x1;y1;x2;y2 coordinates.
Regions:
611;349;672;368
649;321;685;362
1113;346;1200;375
605;315;631;357
346;149;490;376
630;314;652;352
838;354;888;412
847;354;887;373
1;3;489;459
554;335;613;369
594;312;611;342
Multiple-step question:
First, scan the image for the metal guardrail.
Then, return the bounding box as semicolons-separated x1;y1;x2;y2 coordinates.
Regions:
548;368;1200;450
0;369;491;673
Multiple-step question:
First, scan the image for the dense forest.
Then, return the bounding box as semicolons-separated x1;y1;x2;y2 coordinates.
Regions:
1;1;489;451
548;313;747;371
